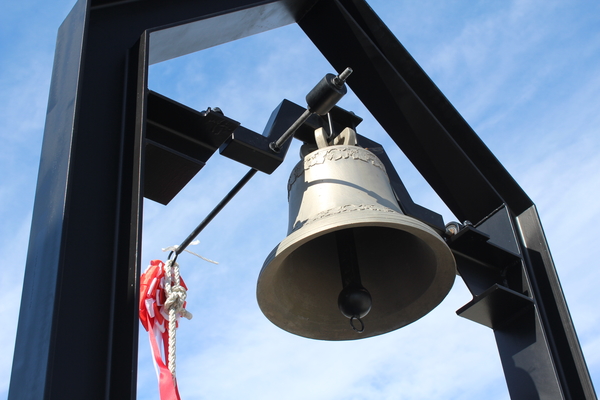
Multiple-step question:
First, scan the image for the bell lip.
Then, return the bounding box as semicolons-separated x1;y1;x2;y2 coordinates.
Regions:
257;209;457;341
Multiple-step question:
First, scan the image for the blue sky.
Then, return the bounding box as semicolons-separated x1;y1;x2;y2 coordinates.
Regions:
1;0;599;399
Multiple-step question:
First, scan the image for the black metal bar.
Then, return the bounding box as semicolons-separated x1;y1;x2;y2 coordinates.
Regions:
335;229;362;289
175;168;258;255
334;0;533;216
299;0;508;223
9;2;88;397
516;206;597;399
105;31;147;400
145;91;241;205
270;109;313;152
219;99;300;172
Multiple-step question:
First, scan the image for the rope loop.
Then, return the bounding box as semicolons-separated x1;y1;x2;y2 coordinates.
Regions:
162;259;193;380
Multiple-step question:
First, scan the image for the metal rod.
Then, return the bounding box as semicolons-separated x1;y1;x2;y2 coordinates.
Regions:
336;229;362;288
269;108;312;153
333;67;353;86
175;168;258;255
175;74;326;254
178;67;353;253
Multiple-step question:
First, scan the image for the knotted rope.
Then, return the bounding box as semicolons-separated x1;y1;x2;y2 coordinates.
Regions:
163;259;193;380
140;246;217;399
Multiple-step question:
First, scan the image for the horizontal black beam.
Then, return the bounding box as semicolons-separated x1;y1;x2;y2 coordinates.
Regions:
145;91;240;204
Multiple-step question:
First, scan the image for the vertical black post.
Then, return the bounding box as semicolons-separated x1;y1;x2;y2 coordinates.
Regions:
10;1;89;397
515;206;597;399
9;0;145;397
9;0;316;398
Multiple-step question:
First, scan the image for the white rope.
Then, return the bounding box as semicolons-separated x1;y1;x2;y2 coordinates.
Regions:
157;241;213;383
163;260;193;380
162;240;219;265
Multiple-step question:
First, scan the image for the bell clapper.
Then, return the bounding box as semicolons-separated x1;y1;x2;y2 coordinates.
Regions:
335;229;372;333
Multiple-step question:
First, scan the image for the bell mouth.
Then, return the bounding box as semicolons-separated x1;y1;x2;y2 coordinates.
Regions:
257;209;456;341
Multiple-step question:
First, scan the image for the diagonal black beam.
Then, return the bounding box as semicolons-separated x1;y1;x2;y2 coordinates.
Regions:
299;0;532;223
339;0;533;215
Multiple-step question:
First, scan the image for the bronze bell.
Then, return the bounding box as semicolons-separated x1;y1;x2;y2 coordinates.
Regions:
257;128;456;340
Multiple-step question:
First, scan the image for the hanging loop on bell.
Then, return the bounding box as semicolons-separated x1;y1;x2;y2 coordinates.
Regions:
315;126;358;149
350;316;365;333
333;127;357;146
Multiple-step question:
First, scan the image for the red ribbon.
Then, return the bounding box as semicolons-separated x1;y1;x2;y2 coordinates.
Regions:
140;260;187;400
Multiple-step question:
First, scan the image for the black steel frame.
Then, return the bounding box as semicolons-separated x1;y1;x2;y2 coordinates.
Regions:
9;0;596;399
